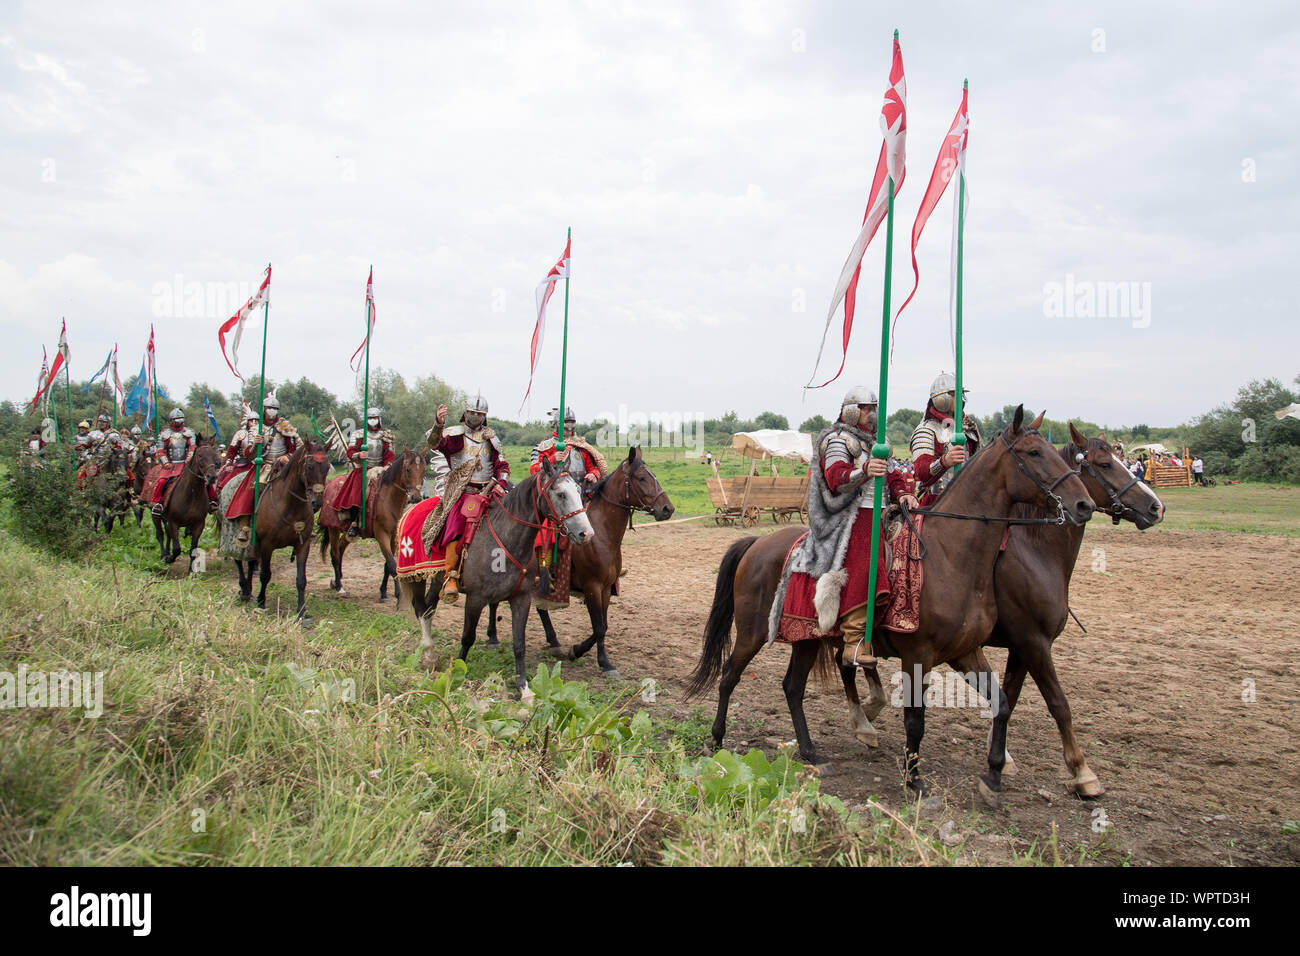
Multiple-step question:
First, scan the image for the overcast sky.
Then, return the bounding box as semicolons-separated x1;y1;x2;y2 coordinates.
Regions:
3;0;1297;432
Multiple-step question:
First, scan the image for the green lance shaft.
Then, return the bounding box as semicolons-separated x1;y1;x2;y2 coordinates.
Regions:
250;266;271;551
554;228;572;566
64;321;73;447
360;265;372;532
952;79;968;474
860;174;897;661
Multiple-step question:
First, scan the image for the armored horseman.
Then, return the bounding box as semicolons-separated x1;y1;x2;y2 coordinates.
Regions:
74;421;93;463
217;405;261;546
251;390;300;482
150;408;196;515
774;387;917;667
338;407;396;538
908;371;982;507
530;407;606;488
423;392;509;604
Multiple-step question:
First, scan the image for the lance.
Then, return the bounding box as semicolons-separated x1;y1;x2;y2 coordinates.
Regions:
856;40;900;667
554;228;572;566
952;79;969;474
250;263;271;551
63;319;73;447
360;265;373;533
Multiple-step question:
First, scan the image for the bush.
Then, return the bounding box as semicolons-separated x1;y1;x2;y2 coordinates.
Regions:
1234;445;1300;484
1;445;99;557
1199;451;1230;477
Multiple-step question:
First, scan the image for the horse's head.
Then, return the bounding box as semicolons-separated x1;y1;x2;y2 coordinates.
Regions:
537;457;594;544
399;447;425;495
300;440;331;511
619;446;674;521
993;407;1094;525
193;436;223;487
1067;423;1164;529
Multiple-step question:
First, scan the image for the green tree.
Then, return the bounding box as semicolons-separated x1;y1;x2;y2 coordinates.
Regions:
754;411;789;430
799;414;830;434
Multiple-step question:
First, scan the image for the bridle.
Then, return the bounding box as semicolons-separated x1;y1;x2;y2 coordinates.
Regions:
906;429;1083;529
1072;443;1143;526
597;462;670;530
487;469;588;594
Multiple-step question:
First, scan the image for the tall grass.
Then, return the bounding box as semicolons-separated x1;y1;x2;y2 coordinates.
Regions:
0;529;951;866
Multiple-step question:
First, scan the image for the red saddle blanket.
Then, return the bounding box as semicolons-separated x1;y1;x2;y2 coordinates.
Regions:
777;515;925;642
318;471;384;535
395;497;447;579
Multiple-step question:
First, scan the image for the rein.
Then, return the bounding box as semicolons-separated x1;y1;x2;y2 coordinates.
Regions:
485;472;586;595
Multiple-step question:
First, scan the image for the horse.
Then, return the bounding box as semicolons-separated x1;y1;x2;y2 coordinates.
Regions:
401;457;595;698
533;446;674;678
317;448;425;602
226;441;330;623
84;444;132;533
832;424;1166;799
686;407;1095;798
149;436;222;572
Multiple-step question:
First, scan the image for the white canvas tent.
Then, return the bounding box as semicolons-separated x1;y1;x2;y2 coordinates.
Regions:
1128;443;1170;455
731;430;813;462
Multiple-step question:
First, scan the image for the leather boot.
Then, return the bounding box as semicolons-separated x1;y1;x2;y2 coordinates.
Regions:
440;541;461;604
839;606;875;667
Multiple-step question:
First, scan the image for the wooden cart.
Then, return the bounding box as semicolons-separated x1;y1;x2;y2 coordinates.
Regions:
707;473;809;527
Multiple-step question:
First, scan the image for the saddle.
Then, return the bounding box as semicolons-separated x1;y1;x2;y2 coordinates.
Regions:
458;492;489;550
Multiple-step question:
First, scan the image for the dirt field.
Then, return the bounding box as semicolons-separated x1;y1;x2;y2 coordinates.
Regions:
278;519;1300;866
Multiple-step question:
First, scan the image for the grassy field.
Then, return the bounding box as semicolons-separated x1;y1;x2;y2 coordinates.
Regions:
1148;483;1300;536
0;516;965;866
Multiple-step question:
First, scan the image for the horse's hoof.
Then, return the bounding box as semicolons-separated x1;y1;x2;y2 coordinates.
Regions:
253;606;266;615
1069;772;1105;799
600;668;621;681
485;639;501;649
519;687;536;707
377;595;388;604
549;645;572;660
854;729;880;749
299;616;314;629
1002;752;1018;776
919;794;945;814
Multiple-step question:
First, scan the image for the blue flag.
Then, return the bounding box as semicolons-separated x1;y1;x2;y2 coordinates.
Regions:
204;394;221;441
80;349;113;394
122;354;170;426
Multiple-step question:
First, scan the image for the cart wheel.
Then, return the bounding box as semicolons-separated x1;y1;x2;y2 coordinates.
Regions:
742;508;759;528
714;507;725;526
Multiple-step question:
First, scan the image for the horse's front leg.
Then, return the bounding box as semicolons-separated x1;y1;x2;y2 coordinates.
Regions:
153;515;167;561
508;591;534;700
257;549;272;609
486;602;501;647
952;651;1009;807
458;598;484;663
537;608;561;652
377;535;396;603
296;541;311;624
837;648;886;748
900;656;929;796
592;588;619;679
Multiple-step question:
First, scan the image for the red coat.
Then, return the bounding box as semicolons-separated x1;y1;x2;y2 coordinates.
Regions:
338;432;396;511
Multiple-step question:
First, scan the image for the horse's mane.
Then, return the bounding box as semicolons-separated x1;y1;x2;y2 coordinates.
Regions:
380;449;415;487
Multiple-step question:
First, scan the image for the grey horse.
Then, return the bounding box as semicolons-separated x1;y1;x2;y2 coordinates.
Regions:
403;457;594;699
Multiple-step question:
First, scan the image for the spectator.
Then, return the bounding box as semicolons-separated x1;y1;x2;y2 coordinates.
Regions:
1132;458;1146;482
1193;455;1204;485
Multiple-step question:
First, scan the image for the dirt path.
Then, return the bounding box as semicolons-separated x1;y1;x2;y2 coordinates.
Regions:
259;519;1300;866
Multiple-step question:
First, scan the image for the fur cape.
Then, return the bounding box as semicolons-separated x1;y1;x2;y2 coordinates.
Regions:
766;419;877;644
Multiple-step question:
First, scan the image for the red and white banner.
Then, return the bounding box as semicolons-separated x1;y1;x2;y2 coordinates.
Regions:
218;265;271;382
807;35;907;390
521;235;571;409
110;344;125;413
350;267;376;372
893;85;968;359
29;320;69;411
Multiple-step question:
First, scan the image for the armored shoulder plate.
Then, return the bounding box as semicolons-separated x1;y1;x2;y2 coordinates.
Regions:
442;424;466;439
275;420;298;438
910;420;941;458
488;432;503;454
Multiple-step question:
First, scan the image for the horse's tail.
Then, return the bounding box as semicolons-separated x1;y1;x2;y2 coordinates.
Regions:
685;535;759;700
317;523;330;563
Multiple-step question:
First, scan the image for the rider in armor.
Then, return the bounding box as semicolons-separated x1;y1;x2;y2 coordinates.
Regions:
339;407;396;537
218;405;261;545
23;427;46;460
812;386;907;666
252;391;300;482
151;409;197;515
530;407;606;488
908;371;982;507
424;392;510;603
74;421;93;463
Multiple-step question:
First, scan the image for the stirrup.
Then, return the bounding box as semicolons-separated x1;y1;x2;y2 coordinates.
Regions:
440;575;460;604
844;639;876;668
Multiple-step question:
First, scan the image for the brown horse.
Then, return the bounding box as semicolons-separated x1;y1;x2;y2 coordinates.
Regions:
833;424;1166;799
532;447;675;678
318;448;425;602
687;407;1094;798
149;436;222;572
227;441;330;623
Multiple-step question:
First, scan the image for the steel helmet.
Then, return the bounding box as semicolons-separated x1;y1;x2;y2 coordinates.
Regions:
77;420;91;430
929;372;967;415
169;408;184;422
466;391;489;415
839;386;877;427
564;406;576;424
97;413;111;425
